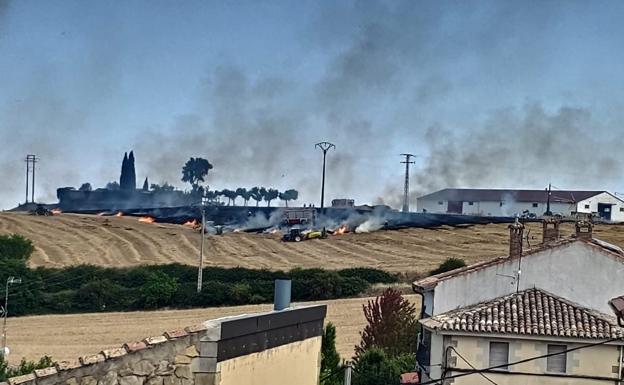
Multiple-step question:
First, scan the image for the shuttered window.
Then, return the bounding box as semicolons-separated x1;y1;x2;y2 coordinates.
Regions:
489;342;509;370
547;344;567;373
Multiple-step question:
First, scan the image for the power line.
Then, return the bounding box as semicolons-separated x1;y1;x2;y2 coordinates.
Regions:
400;153;415;213
419;337;620;385
448;346;498;385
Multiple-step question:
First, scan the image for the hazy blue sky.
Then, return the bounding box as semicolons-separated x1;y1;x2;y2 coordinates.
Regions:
2;0;624;209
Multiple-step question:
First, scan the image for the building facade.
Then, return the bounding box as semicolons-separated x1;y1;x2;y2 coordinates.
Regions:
413;221;624;383
416;189;624;221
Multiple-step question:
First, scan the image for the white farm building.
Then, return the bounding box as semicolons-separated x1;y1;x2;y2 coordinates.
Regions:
416;188;624;221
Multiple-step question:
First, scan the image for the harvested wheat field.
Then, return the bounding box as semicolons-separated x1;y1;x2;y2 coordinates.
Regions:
1;212;623;274
5;295;419;364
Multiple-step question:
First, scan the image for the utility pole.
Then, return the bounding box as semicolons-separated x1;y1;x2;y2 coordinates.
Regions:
545;183;552;216
197;197;207;293
2;276;21;357
24;155;38;204
400;153;415;213
315;142;335;210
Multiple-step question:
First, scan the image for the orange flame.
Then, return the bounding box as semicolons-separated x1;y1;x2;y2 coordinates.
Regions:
334;224;348;235
183;219;198;227
138;216;155;223
51;208;62;215
115;212;124;217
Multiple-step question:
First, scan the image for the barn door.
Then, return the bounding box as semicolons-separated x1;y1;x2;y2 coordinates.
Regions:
447;201;463;214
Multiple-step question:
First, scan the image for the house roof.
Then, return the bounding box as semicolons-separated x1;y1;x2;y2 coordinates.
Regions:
420;288;623;340
417;188;606;204
413;237;624;292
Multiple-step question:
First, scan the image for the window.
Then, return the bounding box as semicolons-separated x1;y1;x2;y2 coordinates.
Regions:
489;342;509;369
546;344;567;373
585;204;590;209
468;201;474;206
620;207;624;212
438;201;443;205
499;202;504;207
532;203;538;208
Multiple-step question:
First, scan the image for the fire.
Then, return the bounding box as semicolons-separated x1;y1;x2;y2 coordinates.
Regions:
183;219;198;227
51;208;62;215
334;224;349;235
115;212;124;217
138;216;155;224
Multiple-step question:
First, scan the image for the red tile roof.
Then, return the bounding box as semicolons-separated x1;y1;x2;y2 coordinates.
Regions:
420;288;623;340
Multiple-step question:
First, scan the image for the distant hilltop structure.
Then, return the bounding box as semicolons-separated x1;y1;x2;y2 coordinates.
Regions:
57;151;189;210
417;188;624;221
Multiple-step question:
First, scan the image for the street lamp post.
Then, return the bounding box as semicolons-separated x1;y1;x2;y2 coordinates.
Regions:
2;276;21;357
197;197;208;293
315;142;335;210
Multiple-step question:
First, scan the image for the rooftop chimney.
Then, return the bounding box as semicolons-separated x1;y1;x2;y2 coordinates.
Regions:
575;220;593;240
542;218;560;244
509;219;524;258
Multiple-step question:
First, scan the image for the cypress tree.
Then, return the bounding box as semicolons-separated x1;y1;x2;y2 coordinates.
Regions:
120;152;128;189
128;151;137;190
142;177;149;191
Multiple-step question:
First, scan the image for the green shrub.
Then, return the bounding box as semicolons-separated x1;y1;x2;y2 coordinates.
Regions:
0;235;33;262
0;354;53;382
429;257;467;276
352;348;415;385
0;235;394;315
139;272;179;308
337;268;397;284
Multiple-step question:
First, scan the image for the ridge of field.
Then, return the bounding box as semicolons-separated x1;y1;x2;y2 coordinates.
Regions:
1;212;623;273
6;295;420;364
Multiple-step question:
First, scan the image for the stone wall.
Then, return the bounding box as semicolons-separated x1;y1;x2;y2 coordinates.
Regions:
3;305;326;385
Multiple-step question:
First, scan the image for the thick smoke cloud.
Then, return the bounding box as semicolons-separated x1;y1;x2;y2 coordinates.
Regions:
2;1;624;209
405;104;624;205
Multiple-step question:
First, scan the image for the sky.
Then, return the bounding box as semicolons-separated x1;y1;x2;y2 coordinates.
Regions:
2;0;624;210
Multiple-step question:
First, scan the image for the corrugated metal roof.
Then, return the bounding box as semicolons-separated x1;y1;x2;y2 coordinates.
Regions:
417;188;605;203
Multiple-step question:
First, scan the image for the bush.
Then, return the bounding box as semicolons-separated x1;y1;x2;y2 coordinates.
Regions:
429;257;467;276
74;279;130;312
0;235;33;262
139;272;179;308
0;235;395;315
320;323;341;385
352;348;415;385
338;268;397;284
0;354;53;382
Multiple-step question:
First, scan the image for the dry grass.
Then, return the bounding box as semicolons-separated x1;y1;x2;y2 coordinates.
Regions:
5;295;420;364
2;212;623;274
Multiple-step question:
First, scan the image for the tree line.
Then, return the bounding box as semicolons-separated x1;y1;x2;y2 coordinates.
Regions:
74;156;299;207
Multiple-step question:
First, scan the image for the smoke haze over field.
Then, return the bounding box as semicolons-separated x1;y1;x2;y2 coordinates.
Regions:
2;1;624;209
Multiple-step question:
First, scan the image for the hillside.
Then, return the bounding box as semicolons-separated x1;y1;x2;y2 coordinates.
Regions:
6;295;420;364
1;212;623;274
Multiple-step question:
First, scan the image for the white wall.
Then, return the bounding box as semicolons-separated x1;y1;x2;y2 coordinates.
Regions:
431;241;624;315
418;192;624;221
576;192;624;222
417;198;573;217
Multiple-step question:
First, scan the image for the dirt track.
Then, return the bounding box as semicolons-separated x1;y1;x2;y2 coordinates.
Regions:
6;295;420;364
1;212;623;274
